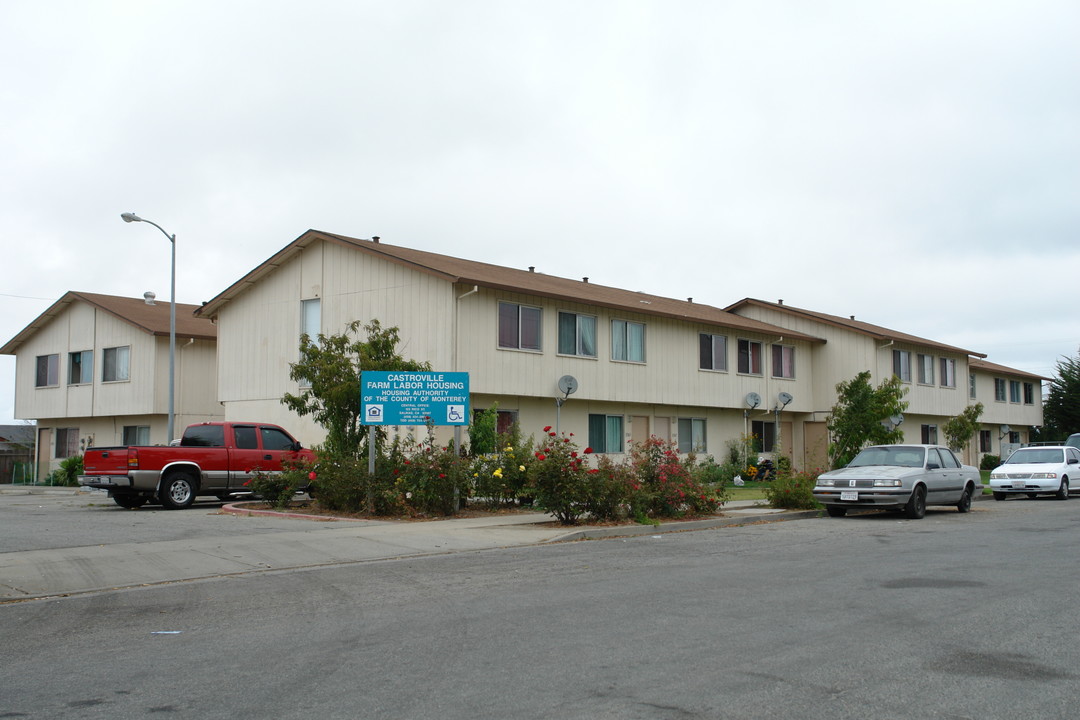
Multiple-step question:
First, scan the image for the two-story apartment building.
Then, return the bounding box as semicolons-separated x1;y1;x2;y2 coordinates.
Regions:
195;230;826;462
0;291;221;478
725;299;1044;465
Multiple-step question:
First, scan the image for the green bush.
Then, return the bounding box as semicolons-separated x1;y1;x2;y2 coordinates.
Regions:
51;455;84;487
763;468;821;510
248;458;315;510
469;436;535;508
980;454;1001;471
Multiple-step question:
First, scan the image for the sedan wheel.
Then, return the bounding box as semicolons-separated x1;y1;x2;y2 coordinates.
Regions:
1056;479;1069;501
992;491;1007;501
904;486;927;519
956;486;973;514
825;505;847;518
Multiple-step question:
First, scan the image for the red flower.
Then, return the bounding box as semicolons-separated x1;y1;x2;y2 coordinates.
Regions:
584;447;593;454
535;453;546;461
439;473;446;478
549;432;557;437
571;452;578;458
308;471;317;481
588;469;599;474
543;426;552;432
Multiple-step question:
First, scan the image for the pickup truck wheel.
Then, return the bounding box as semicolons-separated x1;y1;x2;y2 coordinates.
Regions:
904;486;927;519
159;472;197;509
1056;479;1069;500
114;494;148;509
956;485;973;514
825;505;847;517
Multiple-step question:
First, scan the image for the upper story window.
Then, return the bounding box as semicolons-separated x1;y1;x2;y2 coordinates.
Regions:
498;302;542;351
557;312;597;357
301;298;321;342
772;345;795;379
69;350;93;385
994;378;1007;402
1023;382;1035;405
611;319;645;363
738;339;762;375
1009;380;1021;403
103;346;130;382
893;350;912;382
35;354;59;388
699;333;728;371
939;358;956;388
917;354;934;384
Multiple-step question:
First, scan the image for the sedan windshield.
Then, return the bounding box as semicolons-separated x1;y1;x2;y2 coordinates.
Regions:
1005;449;1064;464
847;447;926;468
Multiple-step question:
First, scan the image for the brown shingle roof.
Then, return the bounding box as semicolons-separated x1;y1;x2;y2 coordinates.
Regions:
0;291;216;355
969;358;1048;381
725;298;985;358
196;230;824;342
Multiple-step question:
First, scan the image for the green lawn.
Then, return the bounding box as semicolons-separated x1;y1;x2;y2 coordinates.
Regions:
725;482;769;502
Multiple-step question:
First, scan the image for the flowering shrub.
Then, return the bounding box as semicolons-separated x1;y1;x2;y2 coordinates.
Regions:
388;433;468;516
470;436;535;508
763;468;821;510
247;458;316;510
527;428;591;524
627;438;723;518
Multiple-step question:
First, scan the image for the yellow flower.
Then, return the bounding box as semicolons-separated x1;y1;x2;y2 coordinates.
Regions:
493;468;503;478
519;465;525;472
504;446;513;452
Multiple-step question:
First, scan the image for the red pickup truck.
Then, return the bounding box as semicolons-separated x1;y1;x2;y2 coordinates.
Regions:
78;421;316;509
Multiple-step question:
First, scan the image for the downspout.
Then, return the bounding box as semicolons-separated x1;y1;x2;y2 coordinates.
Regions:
452;285;480;475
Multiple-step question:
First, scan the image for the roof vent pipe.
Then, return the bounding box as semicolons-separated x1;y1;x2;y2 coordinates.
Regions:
529;266;535;273
687;298;693;303
583;277;589;283
850;315;855;320
143;291;156;305
372;236;380;243
778;299;783;305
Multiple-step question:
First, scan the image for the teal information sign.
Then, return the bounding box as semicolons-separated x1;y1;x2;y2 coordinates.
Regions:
361;371;470;426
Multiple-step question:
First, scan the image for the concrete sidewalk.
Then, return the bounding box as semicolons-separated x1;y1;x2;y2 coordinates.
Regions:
0;491;815;602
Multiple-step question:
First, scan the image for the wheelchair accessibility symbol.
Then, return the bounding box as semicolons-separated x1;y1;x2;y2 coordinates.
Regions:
446;405;465;423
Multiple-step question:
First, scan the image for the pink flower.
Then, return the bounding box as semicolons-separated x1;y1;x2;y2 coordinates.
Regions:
308;471;317;481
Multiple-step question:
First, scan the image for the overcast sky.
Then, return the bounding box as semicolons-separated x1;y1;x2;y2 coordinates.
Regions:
2;0;1078;425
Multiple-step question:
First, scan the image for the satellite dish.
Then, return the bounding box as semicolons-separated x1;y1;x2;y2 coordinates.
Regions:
745;392;761;409
778;392;793;407
1000;424;1011;434
558;375;579;396
890;414;904;427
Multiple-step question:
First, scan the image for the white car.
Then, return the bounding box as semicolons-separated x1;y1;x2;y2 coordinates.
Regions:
813;444;981;519
989;445;1078;500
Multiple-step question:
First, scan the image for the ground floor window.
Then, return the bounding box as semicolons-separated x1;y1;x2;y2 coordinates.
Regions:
750;420;775;453
122;426;150;446
979;430;991;452
921;424;938;444
677;418;706;453
588;414;624;453
54;428;79;458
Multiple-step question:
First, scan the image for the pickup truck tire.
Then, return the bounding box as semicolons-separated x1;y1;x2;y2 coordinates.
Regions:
114;494;149;509
904;485;927;519
159;471;197;509
956;485;973;513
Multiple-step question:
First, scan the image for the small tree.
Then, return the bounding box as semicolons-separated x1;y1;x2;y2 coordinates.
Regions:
827;371;909;469
943;402;985;453
282;319;430;459
1044;352;1080;437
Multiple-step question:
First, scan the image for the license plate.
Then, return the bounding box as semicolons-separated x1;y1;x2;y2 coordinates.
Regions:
1011;481;1026;489
840;491;858;501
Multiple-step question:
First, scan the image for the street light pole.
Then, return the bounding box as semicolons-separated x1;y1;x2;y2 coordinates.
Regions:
121;212;176;443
